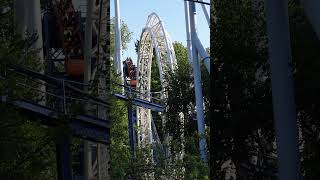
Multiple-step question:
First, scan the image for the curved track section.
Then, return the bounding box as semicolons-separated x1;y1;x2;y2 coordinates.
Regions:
136;13;176;147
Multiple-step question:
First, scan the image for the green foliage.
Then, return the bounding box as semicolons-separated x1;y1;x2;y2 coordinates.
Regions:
150;48;163;139
165;42;194;139
109;37;210;178
109;20;131;179
110;17;133;55
211;0;277;178
161;42;209;179
0;106;57;179
211;0;320;179
110;85;130;178
0;1;57;179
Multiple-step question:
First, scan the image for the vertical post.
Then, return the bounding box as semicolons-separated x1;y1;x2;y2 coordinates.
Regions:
128;106;135;157
199;0;210;26
97;144;101;180
62;80;66;114
83;141;92;180
56;135;73;180
194;35;210;73
97;0;110;179
43;9;54;76
184;1;193;64
84;0;94;179
24;0;44;67
300;0;320;40
84;0;93;87
14;0;26;36
264;0;301;179
17;0;45;104
189;1;208;162
114;0;123;78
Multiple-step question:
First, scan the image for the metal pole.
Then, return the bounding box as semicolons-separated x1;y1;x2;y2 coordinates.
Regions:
300;0;320;40
56;135;73;180
97;0;110;179
194;34;210;73
25;0;44;63
62;80;66;114
189;1;208;162
264;0;301;179
114;0;123;78
14;0;44;63
128;106;135;157
97;144;101;180
84;0;93;87
184;1;193;64
199;0;210;26
84;141;92;180
24;0;46;105
14;0;26;36
84;0;94;179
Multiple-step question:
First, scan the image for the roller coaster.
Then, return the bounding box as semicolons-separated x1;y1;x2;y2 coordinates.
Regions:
7;0;320;179
4;0;210;179
119;1;211;163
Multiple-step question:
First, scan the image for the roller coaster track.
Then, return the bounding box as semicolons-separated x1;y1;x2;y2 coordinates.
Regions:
0;64;111;143
121;13;176;163
10;0;209;179
136;13;176;154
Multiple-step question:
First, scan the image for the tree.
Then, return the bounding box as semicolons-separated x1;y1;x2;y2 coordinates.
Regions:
110;17;133;57
0;0;57;179
211;0;320;179
109;17;133;179
162;41;209;179
211;0;277;179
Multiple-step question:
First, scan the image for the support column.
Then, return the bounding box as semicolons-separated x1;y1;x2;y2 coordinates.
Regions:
114;0;123;78
264;0;301;179
128;106;135;157
14;0;26;36
15;0;45;104
189;1;208;163
83;0;94;179
56;134;72;180
97;0;111;179
300;0;320;40
199;0;210;26
83;141;92;180
184;1;193;64
24;0;44;64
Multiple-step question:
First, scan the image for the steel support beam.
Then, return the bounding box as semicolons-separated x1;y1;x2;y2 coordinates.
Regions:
84;0;94;179
97;0;110;179
15;0;45;104
128;106;135;157
265;0;301;179
56;135;72;180
194;33;210;73
300;0;320;40
14;0;26;36
189;1;208;163
198;0;210;26
24;0;44;68
184;1;193;64
84;0;93;86
114;0;123;77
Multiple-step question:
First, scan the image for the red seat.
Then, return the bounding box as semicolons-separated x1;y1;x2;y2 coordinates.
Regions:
130;80;137;87
66;58;84;77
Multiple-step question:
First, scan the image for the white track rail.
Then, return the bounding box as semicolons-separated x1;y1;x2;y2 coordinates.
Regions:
136;13;176;148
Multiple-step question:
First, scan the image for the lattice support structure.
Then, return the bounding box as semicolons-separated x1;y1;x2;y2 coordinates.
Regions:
136;13;176;151
82;0;110;179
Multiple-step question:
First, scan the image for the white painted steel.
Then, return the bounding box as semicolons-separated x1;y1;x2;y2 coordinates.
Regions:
136;13;176;148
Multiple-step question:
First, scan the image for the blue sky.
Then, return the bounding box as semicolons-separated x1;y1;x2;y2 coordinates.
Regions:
110;0;210;64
